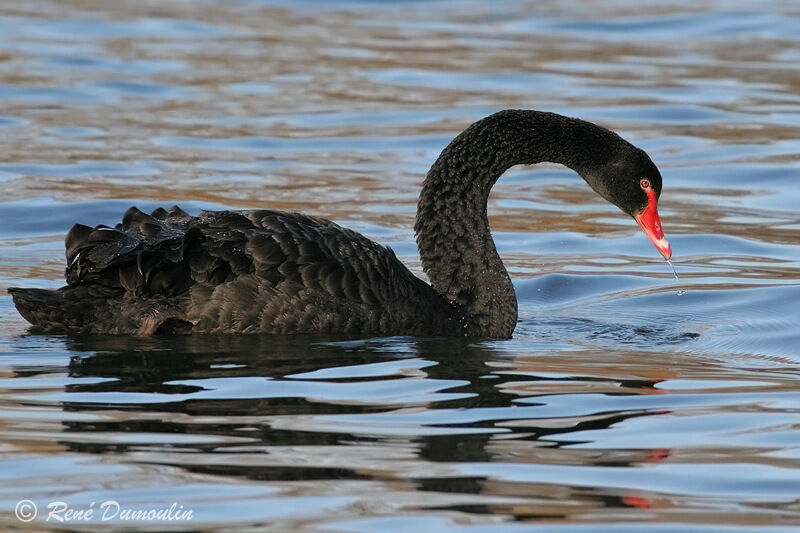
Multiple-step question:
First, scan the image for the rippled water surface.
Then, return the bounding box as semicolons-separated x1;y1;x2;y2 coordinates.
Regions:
1;0;800;531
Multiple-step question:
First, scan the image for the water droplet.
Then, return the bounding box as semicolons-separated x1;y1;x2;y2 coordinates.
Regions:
666;259;685;296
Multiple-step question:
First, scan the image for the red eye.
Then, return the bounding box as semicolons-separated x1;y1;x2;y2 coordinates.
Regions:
640;178;651;190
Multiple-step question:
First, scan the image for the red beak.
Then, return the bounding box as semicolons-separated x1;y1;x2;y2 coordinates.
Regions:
634;188;672;260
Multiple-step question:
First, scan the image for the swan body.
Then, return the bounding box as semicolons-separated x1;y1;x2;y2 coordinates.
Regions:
10;110;670;338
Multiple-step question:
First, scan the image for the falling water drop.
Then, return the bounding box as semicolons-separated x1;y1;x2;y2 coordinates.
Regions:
666;259;685;296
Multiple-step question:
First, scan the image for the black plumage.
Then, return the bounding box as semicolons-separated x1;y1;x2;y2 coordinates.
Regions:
10;110;666;338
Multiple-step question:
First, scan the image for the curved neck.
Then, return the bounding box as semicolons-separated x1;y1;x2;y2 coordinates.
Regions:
414;110;616;338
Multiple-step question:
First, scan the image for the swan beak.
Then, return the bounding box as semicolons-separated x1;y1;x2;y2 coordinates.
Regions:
634;189;672;260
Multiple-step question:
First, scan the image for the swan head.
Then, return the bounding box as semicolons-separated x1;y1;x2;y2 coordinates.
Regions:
584;146;672;260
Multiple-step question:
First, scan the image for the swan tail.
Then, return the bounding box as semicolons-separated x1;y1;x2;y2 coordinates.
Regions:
9;287;193;335
8;287;81;332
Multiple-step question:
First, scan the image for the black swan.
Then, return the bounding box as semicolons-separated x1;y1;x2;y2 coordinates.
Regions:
9;110;671;338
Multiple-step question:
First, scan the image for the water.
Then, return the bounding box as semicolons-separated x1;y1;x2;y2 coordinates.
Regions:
1;0;799;530
665;259;685;295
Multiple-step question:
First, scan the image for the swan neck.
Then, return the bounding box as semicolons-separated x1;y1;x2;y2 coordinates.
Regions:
414;110;608;338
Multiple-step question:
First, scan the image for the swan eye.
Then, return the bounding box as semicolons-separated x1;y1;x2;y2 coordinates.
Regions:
640;178;651;190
